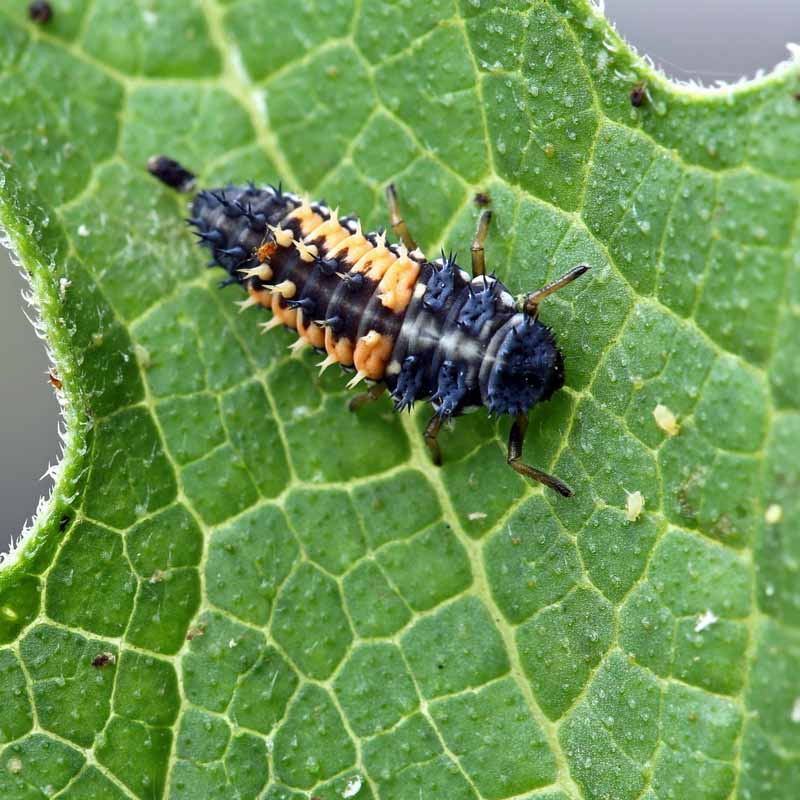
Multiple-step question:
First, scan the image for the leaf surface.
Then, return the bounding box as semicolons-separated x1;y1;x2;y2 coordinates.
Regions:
1;1;798;798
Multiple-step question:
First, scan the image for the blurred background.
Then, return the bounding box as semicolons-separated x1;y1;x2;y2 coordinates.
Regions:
2;0;799;555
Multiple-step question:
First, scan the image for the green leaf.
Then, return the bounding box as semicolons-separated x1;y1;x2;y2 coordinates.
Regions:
1;1;798;798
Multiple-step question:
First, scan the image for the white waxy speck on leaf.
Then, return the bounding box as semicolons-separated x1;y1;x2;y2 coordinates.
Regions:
134;344;151;369
342;775;363;797
695;610;718;633
765;504;783;524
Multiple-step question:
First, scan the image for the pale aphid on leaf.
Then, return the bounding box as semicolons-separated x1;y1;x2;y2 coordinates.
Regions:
149;156;589;496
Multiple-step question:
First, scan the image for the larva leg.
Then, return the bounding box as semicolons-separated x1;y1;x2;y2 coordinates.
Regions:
423;414;444;467
520;265;590;318
348;382;386;412
470;210;492;277
507;414;573;497
386;183;417;251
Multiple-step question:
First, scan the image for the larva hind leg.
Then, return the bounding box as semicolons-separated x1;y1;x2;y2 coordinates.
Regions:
507;414;573;497
386;183;417;251
348;382;386;412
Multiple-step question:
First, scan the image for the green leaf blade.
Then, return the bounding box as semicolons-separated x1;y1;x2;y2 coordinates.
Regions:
1;1;799;798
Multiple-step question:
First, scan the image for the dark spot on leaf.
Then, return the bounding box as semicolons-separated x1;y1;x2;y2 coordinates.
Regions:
91;652;116;668
186;623;206;641
630;81;648;107
28;1;53;24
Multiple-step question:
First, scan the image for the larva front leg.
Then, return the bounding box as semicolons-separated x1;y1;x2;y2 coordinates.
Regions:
385;183;417;251
507;414;572;497
470;209;492;277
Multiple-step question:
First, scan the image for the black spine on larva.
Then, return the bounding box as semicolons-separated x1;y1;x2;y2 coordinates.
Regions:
190;185;298;282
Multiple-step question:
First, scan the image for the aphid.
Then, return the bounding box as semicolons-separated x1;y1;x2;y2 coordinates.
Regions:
694;610;718;633
624;489;645;521
47;371;62;390
630;81;648;108
653;403;680;436
28;1;53;24
150;157;589;496
343;777;363;799
473;191;491;207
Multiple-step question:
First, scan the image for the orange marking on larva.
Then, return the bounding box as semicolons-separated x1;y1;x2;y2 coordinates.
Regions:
354;330;393;380
325;328;354;366
378;256;420;312
271;292;297;328
287;204;325;237
328;233;372;265
257;241;277;263
306;218;351;252
248;284;273;308
308;322;325;348
298;314;325;348
350;247;380;274
351;245;397;281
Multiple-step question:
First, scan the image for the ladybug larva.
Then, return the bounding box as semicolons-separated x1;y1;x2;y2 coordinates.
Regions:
149;156;589;496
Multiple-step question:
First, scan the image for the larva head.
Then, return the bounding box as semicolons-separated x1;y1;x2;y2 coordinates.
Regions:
484;315;565;417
